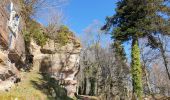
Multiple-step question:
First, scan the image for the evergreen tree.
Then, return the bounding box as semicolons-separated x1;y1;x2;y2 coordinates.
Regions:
102;0;170;99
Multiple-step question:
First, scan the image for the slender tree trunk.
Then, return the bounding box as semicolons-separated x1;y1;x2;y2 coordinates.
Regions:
145;69;152;94
83;77;87;95
131;38;143;100
142;64;152;95
95;43;100;96
159;43;170;80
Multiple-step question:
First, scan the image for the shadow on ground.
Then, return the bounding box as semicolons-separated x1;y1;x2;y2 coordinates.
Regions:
31;73;73;100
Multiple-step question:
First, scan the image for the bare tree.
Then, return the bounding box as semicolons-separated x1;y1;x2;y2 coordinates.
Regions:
45;10;64;40
157;35;170;80
150;63;170;95
140;36;170;96
77;21;129;100
140;39;159;96
18;0;68;25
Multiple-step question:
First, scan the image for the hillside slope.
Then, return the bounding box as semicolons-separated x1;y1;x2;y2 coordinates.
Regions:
0;60;50;100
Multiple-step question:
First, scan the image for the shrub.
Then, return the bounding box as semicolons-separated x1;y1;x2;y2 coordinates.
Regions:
32;29;47;47
54;25;73;46
23;19;48;47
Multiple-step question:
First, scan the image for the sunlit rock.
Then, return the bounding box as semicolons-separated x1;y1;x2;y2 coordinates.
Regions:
31;38;81;98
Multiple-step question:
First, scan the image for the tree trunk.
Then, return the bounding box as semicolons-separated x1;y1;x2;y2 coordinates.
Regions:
131;38;143;100
83;77;87;95
145;68;152;94
159;43;170;80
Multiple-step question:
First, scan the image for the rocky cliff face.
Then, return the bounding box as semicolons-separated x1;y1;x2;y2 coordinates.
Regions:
0;50;20;91
0;1;81;98
0;0;25;91
30;39;81;98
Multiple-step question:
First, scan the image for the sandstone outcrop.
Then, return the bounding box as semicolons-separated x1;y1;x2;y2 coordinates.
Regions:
31;38;81;98
0;0;25;61
0;51;20;91
0;0;25;91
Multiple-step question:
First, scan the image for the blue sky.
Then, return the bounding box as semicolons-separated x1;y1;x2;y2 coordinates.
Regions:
63;0;116;35
63;0;119;48
62;0;116;48
63;0;131;59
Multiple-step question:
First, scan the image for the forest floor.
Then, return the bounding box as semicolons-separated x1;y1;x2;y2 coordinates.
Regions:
78;95;98;100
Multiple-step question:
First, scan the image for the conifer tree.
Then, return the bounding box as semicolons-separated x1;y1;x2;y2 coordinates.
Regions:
102;0;170;99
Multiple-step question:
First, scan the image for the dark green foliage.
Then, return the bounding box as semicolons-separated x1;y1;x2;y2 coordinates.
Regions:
102;0;170;40
102;0;150;41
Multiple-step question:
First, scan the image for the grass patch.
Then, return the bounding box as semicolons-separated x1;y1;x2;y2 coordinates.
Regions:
0;66;48;100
